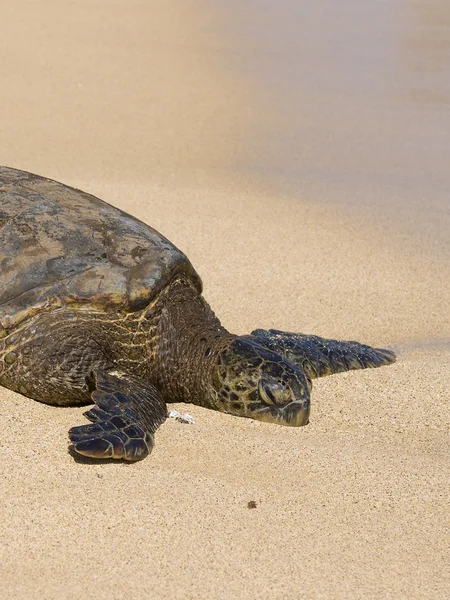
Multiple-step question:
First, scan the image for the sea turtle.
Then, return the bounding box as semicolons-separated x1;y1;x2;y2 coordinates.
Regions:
0;166;395;461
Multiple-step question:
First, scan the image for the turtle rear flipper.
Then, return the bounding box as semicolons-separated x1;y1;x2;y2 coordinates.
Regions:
249;329;396;380
69;370;167;462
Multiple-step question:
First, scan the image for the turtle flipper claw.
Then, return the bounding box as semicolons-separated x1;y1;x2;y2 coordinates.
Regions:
69;414;154;461
69;370;167;462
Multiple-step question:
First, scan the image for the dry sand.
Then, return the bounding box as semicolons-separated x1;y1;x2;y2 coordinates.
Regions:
0;1;449;599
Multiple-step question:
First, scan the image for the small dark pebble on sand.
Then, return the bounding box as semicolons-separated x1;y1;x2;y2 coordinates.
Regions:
247;500;257;509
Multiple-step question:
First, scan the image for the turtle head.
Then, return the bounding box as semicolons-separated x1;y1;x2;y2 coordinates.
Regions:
210;337;311;426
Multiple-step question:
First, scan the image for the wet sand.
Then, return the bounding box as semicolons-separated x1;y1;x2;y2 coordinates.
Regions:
0;1;449;599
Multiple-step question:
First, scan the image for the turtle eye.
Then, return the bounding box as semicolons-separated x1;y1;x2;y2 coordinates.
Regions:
258;379;291;406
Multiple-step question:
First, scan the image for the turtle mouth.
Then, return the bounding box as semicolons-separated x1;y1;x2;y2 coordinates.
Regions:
250;401;310;427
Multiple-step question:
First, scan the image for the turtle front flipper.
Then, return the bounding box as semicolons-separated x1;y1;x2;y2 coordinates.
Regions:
69;370;167;462
249;329;396;380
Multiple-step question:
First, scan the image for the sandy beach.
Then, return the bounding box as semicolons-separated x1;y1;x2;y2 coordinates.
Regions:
0;1;449;599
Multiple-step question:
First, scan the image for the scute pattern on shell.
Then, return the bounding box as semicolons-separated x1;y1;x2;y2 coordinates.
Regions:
0;167;202;331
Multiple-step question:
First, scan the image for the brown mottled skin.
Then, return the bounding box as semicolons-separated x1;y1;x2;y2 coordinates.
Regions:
0;167;395;461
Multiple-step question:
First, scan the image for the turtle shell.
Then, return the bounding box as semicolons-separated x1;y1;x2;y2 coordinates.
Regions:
0;167;202;331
